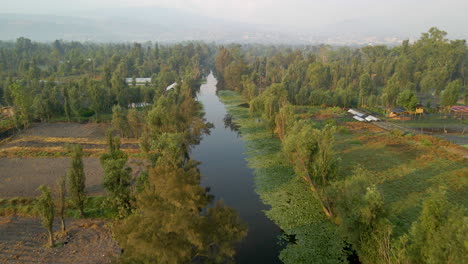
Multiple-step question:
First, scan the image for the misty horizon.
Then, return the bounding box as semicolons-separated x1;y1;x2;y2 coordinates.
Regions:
0;0;467;44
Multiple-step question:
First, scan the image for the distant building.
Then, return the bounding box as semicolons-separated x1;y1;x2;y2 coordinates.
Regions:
450;105;468;118
415;104;424;114
166;82;178;91
125;78;151;85
389;107;407;118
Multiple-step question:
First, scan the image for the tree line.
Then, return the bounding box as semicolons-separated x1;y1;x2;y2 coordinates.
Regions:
214;29;467;263
0;38;213;128
215;28;467;113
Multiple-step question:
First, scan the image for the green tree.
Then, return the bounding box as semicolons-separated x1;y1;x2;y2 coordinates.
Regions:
406;189;467;264
283;122;339;217
274;104;296;141
441;80;461;107
36;185;55;247
359;73;372;107
396;89;418;111
56;175;66;232
100;130;133;217
114;157;247;263
382;74;401;108
250;83;288;135
112;105;131;138
9;83;33;128
67;144;86;217
127;108;141;138
334;167;393;263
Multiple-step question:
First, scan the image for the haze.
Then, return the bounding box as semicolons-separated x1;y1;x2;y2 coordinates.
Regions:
1;0;467;43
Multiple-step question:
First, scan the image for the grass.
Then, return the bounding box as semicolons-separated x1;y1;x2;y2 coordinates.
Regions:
334;121;468;237
218;90;467;261
0;195;116;219
218;90;346;264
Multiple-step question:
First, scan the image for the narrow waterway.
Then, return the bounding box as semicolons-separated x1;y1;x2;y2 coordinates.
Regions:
192;73;282;263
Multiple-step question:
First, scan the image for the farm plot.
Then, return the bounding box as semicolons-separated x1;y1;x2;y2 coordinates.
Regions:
0;123;140;158
0;122;145;198
0;216;119;264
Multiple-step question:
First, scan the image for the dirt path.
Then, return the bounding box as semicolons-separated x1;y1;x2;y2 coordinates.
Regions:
0;216;119;263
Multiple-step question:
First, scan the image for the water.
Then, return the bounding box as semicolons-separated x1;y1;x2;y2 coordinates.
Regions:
191;73;282;263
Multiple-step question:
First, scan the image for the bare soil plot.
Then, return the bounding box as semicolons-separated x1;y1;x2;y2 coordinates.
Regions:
0;122;141;158
20;123;110;138
0;157;105;198
0;216;119;263
0;157;146;198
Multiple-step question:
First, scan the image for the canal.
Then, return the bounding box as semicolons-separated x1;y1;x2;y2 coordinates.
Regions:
191;73;282;263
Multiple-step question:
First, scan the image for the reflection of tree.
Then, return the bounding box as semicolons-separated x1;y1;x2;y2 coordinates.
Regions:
114;155;247;263
223;114;240;135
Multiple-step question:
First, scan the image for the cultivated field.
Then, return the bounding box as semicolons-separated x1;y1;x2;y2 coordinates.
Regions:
0;122;144;198
0;122;145;263
0;157;104;198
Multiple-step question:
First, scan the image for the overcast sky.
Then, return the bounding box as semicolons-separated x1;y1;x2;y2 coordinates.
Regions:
3;0;468;30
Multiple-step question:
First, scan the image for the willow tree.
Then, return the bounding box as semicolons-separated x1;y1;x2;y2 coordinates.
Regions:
274;103;296;141
250;83;288;135
283;122;339;217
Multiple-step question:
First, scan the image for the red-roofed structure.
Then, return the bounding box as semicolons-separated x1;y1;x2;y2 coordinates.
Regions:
450;105;468;119
450;106;468;112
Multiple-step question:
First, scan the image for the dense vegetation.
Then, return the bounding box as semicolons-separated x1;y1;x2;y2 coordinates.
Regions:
0;38;248;262
215;27;467;112
0;38;214;127
215;28;467;264
0;28;466;263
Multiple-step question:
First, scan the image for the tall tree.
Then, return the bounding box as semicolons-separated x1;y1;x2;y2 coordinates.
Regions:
67;144;86;217
36;185;55;247
441;80;461;107
56;175;66;232
283;122;339;217
114;156;247;263
112;105;131;138
100;130;133;218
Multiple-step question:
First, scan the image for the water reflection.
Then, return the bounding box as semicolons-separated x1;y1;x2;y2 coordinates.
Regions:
223;113;241;136
115;156;248;263
192;73;283;264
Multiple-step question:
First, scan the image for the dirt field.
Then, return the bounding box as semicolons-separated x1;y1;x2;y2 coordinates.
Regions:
20;123;110;138
0;216;119;263
0;157;104;198
0;122;146;198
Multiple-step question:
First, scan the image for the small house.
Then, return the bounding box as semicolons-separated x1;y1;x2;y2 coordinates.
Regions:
389;107;407;118
415;104;424;114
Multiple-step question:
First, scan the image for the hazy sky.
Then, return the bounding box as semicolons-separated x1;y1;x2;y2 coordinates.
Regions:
3;0;468;29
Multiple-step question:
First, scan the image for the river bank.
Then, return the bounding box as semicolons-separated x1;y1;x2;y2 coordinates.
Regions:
217;90;345;264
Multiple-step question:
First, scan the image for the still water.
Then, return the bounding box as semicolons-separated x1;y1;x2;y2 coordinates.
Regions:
191;73;282;263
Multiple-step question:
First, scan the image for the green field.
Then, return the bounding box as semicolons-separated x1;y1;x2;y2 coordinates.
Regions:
219;90;468;262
